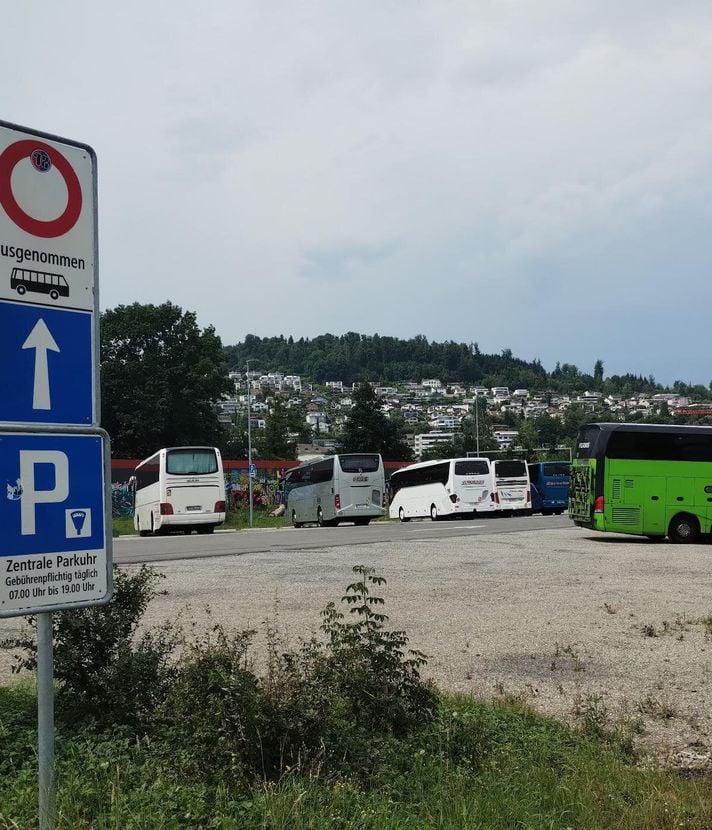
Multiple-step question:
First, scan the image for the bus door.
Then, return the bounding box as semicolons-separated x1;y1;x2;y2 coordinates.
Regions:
641;475;666;536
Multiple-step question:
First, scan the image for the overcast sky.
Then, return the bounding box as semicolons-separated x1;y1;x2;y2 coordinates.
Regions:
3;2;711;386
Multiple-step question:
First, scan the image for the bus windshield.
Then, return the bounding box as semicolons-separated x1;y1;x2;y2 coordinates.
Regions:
166;448;218;475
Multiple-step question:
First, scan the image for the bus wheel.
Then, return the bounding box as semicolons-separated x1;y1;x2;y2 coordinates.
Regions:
668;514;700;544
355;518;370;526
291;510;303;528
137;517;150;538
50;289;59;300
197;525;214;534
398;507;410;523
430;504;439;522
16;285;26;295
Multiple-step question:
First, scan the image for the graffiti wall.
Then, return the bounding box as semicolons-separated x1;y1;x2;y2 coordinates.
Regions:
110;460;292;518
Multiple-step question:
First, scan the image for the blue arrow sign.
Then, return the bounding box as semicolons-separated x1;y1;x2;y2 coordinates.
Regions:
0;431;105;557
0;300;93;425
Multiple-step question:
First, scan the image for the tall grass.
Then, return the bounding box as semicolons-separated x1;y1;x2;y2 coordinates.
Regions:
2;565;711;829
2;687;710;830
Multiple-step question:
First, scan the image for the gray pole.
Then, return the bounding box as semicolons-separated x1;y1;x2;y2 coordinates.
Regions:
37;612;55;830
246;362;253;528
475;397;480;457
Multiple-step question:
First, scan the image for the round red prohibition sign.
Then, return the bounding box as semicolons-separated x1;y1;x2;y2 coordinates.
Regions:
0;139;83;238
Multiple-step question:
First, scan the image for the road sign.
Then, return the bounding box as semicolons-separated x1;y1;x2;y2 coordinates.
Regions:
0;121;98;426
0;301;93;424
249;462;257;478
0;428;111;618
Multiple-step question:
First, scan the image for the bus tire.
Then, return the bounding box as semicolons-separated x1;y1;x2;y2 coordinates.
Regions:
355;518;370;526
291;510;303;528
430;504;439;522
16;285;26;295
197;525;214;534
668;514;700;544
137;516;150;538
398;507;410;523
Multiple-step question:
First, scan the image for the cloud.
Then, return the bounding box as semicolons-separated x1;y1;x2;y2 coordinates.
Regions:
1;1;711;384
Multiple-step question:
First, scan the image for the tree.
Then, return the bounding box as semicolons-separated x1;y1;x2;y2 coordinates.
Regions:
337;383;413;460
101;302;232;458
593;359;604;388
256;396;298;459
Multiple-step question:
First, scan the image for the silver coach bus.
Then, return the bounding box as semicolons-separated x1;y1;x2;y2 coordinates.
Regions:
286;453;385;527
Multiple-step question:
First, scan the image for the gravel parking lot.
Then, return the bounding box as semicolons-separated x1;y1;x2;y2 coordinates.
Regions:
2;525;711;769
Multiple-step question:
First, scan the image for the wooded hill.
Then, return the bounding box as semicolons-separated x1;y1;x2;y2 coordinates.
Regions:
223;333;671;396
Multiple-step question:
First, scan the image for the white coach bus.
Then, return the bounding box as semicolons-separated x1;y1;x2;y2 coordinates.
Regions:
388;457;498;522
492;458;531;515
286;453;385;527
132;446;226;536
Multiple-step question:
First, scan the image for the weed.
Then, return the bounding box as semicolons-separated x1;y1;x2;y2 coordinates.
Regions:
637;695;678;720
554;642;585;672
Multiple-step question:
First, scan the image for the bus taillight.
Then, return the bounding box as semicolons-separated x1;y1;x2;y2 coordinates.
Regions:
334;495;341;510
594;496;605;513
491;492;499;504
449;494;458;504
160;502;173;515
214;500;226;513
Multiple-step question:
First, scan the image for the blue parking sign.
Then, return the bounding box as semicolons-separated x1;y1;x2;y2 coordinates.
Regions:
0;429;110;617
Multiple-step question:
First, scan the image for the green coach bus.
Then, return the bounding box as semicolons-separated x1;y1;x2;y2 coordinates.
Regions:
569;422;712;543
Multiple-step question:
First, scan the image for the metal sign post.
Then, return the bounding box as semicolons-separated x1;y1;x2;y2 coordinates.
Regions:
0;121;111;830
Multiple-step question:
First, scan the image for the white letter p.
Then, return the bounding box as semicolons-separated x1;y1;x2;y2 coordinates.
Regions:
19;451;69;535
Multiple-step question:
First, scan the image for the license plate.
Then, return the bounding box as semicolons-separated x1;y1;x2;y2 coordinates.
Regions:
186;505;201;511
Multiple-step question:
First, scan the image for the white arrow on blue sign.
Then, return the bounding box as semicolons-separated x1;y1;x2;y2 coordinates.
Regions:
0;429;110;617
0;300;93;424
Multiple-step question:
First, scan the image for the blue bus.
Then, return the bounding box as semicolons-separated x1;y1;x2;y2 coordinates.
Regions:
528;461;570;515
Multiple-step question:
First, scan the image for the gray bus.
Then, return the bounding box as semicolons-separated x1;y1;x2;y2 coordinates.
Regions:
286;453;385;527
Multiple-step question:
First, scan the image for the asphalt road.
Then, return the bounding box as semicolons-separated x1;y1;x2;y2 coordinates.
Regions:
113;513;573;564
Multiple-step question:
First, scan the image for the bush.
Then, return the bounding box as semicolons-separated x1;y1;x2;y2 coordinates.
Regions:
160;566;438;783
14;565;178;726
12;563;437;784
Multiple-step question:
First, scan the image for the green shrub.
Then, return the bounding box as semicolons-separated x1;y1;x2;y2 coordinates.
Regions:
160;566;437;783
14;565;178;726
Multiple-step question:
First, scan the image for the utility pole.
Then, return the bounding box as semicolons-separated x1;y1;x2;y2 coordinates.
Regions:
246;361;253;528
475;396;480;456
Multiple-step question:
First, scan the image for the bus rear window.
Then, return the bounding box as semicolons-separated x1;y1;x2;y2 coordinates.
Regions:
495;460;527;477
542;462;571;477
166;449;218;475
574;426;602;460
339;454;381;473
454;460;489;476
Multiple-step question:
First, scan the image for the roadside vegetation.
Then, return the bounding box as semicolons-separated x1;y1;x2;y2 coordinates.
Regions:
1;565;710;829
112;508;290;537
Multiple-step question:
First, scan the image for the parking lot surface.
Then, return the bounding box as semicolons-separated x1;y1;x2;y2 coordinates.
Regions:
3;525;711;768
